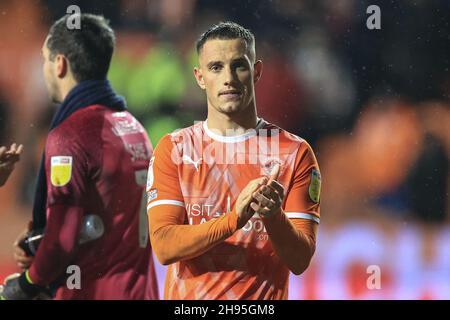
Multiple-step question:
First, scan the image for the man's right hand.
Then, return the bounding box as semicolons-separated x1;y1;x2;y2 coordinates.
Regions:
0;143;23;187
235;176;268;229
13;221;34;270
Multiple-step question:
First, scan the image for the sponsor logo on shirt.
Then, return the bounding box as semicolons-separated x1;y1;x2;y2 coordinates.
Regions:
186;196;268;236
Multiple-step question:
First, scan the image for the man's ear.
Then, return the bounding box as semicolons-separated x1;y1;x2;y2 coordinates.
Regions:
54;54;68;79
253;60;263;83
194;67;206;90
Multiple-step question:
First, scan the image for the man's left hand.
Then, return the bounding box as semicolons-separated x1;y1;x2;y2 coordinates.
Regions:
251;164;285;218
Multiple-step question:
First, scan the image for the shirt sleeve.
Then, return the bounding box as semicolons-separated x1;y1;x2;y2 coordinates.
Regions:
45;131;90;207
146;134;185;212
283;141;321;224
29;130;89;286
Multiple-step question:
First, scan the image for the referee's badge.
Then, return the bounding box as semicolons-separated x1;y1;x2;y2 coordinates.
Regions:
309;168;321;203
50;156;73;187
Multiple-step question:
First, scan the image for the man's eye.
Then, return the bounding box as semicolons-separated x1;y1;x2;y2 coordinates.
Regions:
210;65;221;72
235;63;248;71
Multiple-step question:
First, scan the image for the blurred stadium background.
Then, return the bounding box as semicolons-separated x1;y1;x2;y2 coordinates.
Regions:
0;0;449;299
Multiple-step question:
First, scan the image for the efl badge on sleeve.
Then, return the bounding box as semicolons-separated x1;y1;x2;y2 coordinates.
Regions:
50;156;73;187
309;168;321;203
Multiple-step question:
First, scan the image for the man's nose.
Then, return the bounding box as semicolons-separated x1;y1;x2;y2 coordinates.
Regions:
223;66;237;86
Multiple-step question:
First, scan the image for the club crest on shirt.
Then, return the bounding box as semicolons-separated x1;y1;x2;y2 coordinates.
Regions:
309;168;321;203
261;157;282;176
50;156;72;187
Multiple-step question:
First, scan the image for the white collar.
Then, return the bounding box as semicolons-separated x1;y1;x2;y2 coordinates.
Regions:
203;118;266;143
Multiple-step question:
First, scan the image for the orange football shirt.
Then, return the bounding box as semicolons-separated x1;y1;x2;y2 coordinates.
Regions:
147;119;321;299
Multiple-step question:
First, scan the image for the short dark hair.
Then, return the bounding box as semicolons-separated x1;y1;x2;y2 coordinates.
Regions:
196;22;256;60
46;14;115;82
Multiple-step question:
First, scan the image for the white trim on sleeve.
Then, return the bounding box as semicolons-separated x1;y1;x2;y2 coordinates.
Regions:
285;212;320;224
147;200;185;211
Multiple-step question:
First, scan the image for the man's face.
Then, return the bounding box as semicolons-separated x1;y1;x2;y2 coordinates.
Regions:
195;38;261;116
41;37;61;103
